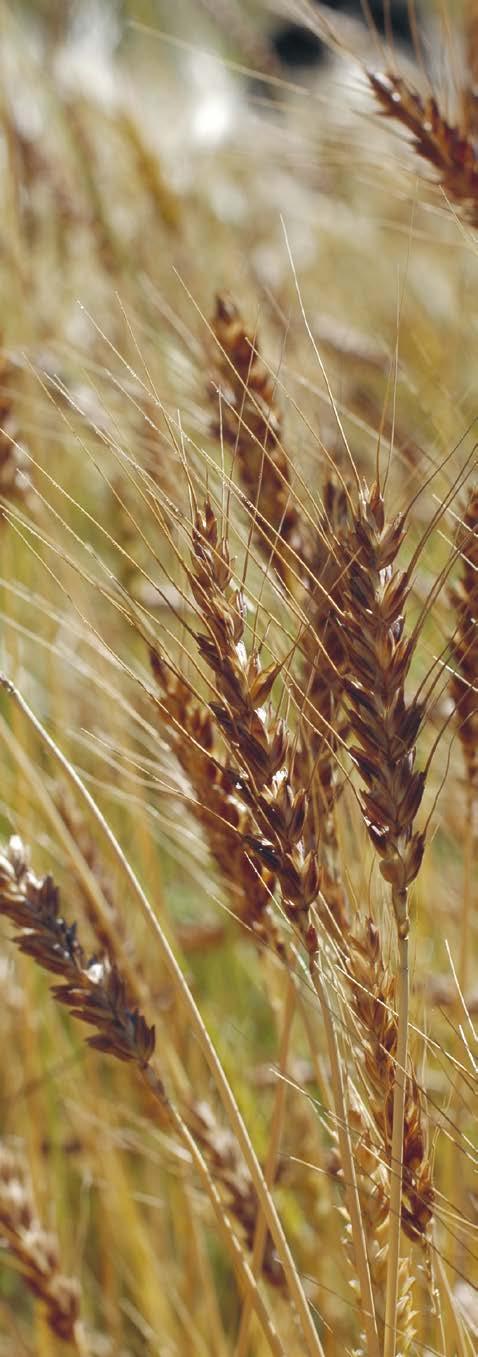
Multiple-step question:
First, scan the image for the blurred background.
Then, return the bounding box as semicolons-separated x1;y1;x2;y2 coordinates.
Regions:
9;0;424;70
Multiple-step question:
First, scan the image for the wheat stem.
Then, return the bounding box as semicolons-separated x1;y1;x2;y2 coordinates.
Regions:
142;1068;286;1357
0;673;325;1357
453;792;476;1273
459;793;475;999
383;930;409;1357
310;954;381;1357
72;1324;90;1357
434;1252;473;1357
234;974;296;1357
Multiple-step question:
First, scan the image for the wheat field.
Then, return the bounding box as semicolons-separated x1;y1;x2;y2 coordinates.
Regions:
0;2;476;1354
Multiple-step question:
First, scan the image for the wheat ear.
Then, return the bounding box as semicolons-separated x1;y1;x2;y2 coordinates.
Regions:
208;298;350;924
234;974;296;1357
0;835;289;1357
184;497;381;1356
334;479;427;1357
211;293;313;595
0;1138;87;1354
149;653;284;951
0;674;324;1357
369;71;478;222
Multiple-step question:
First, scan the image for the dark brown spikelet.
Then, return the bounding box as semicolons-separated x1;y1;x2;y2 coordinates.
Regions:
0;836;155;1067
210;299;349;928
369;71;478;224
188;497;321;932
330;479;434;1260
149;650;282;948
293;477;350;930
0;1144;82;1342
449;487;478;790
336;481;425;937
211;294;311;593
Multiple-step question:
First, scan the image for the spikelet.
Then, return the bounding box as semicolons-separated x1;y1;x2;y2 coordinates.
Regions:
149;650;282;948
0;1142;83;1345
0;836;156;1067
211;293;312;594
369;71;478;223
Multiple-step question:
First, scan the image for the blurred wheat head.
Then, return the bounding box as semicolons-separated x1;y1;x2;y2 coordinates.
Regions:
0;2;476;1356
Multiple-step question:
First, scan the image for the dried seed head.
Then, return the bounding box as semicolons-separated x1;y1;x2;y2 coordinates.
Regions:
0;837;155;1069
187;1100;284;1289
0;1144;81;1341
370;71;478;224
210;294;313;592
335;481;426;935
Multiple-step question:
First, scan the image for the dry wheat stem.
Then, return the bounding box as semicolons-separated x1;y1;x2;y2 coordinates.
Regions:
447;488;478;1270
460;797;476;1021
310;953;380;1357
383;931;409;1357
435;1251;473;1357
143;1073;287;1357
234;973;296;1357
0;674;325;1357
449;487;478;994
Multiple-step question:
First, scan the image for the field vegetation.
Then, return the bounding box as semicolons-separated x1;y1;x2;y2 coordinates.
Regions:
0;2;476;1354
